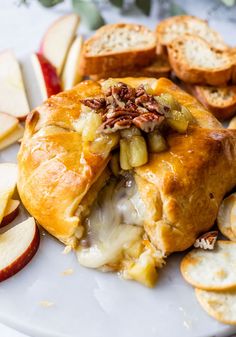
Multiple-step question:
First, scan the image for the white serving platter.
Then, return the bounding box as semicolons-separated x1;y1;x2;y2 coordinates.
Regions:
1;143;236;337
1;1;236;336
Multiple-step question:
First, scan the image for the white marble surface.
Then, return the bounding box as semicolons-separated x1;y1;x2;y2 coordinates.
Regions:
0;1;236;337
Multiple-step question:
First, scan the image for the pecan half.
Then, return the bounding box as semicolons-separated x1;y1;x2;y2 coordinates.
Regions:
80;98;106;110
194;231;218;250
80;82;168;134
133;113;164;132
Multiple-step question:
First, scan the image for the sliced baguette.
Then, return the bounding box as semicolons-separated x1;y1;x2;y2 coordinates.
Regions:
184;84;236;120
231;49;236;84
89;56;171;80
167;35;232;86
80;23;157;75
156;15;228;55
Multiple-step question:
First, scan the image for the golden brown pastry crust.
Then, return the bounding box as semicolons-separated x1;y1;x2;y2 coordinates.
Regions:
18;77;236;255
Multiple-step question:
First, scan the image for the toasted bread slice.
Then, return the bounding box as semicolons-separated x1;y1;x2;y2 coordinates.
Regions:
156;15;228;55
231;49;236;84
184;84;236;120
89;56;171;80
167;35;232;86
80;23;156;75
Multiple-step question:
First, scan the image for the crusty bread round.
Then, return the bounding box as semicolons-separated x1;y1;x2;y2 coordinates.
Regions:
217;193;236;241
89;56;171;81
196;288;236;325
167;35;233;86
156;15;228;54
80;23;157;75
189;85;236;121
181;241;236;290
17;77;236;258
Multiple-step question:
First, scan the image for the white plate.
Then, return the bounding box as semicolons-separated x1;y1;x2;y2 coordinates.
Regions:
1;1;236;336
1;145;236;337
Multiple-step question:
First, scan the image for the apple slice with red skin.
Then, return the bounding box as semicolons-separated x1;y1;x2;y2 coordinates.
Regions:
0;199;20;228
0;50;29;120
61;35;83;90
0;163;18;224
39;14;80;75
0;112;19;141
0;217;40;282
31;53;61;101
0;124;24;151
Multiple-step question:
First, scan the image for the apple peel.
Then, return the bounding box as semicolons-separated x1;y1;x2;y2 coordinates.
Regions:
0;217;40;282
0;163;18;223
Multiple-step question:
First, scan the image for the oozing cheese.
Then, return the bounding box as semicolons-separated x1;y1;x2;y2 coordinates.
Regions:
76;176;147;268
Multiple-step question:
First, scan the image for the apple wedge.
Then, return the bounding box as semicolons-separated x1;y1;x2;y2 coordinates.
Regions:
31;53;61;101
0;163;18;224
0;50;29;120
61;35;83;90
0;124;24;150
0;112;19;141
39;14;80;75
0;217;40;282
1;199;20;228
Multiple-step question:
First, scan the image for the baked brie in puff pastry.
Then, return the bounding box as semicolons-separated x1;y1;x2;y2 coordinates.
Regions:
17;77;236;287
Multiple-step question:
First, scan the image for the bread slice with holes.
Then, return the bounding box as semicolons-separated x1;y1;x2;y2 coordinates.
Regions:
80;23;157;75
89;56;171;80
167;35;233;86
184;84;236;120
156;15;228;55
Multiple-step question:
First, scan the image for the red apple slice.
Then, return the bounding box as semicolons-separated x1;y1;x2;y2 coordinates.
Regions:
31;53;61;101
0;112;19;141
0;163;18;223
1;199;20;228
0;124;24;150
61;35;83;90
39;14;80;75
0;217;40;282
0;50;29;120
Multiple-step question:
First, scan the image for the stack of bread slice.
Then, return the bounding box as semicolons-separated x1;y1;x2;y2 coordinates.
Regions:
79;23;171;80
79;16;236;121
157;15;236;121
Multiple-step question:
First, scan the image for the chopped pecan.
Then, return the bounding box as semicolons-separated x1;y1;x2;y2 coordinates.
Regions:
133;113;164;132
194;231;218;250
80;98;106;110
101;115;133;133
80;81;170;134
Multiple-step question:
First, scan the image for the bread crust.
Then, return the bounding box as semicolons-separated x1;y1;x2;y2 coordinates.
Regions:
89;57;171;80
167;35;232;86
184;83;236;120
80;23;156;75
18;77;236;257
156;15;228;54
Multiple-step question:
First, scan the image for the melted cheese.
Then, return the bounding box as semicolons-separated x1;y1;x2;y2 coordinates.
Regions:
76;176;147;268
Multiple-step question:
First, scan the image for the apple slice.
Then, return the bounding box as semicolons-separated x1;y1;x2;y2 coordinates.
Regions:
39;14;80;75
31;53;61;101
0;124;24;150
0;163;17;223
61;35;83;90
0;112;19;141
1;199;20;228
0;217;40;282
0;50;29;120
